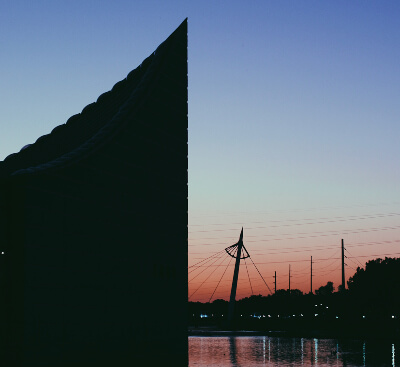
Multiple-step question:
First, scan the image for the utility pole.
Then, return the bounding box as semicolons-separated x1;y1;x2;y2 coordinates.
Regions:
273;271;277;293
310;256;313;294
341;239;345;292
288;264;291;294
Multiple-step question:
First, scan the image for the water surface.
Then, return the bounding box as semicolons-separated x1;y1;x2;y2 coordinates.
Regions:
189;336;396;366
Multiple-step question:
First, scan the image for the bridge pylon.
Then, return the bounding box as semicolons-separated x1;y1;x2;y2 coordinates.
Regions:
225;228;250;328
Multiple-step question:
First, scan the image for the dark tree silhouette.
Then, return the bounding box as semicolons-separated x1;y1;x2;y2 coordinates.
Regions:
348;257;400;295
315;281;334;296
347;257;400;316
274;289;303;297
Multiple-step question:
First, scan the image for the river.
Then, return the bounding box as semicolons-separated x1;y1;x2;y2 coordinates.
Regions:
189;336;397;366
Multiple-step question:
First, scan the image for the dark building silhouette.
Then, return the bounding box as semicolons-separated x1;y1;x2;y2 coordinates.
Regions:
0;20;187;366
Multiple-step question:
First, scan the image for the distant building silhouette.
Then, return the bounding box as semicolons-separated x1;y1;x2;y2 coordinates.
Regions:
0;19;187;366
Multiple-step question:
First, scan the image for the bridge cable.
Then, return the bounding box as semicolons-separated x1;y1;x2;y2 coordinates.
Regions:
208;255;234;303
188;251;226;276
189;253;226;283
244;258;254;296
189;252;229;301
188;249;226;271
249;257;273;295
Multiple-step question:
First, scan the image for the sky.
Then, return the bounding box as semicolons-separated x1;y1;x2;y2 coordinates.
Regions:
1;1;400;302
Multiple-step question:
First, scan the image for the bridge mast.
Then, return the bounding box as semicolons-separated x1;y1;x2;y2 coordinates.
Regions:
225;228;249;327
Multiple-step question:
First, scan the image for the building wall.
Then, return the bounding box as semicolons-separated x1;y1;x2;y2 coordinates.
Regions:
3;21;187;366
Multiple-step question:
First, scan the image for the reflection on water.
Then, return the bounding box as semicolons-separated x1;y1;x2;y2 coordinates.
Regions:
393;343;395;366
363;341;366;366
189;336;397;366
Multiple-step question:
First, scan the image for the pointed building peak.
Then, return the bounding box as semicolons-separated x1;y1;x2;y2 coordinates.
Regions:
1;19;187;177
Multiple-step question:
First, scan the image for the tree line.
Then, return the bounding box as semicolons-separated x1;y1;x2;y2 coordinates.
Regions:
189;257;400;337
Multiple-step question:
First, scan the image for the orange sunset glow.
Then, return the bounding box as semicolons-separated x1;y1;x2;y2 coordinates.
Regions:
189;204;400;303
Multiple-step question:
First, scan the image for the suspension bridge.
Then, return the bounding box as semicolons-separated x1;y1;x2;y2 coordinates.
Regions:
188;227;381;315
189;228;273;326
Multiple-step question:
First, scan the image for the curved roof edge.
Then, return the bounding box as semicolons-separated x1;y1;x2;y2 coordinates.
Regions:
0;18;187;178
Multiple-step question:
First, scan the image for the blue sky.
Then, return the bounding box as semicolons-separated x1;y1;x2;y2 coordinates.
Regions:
1;1;400;298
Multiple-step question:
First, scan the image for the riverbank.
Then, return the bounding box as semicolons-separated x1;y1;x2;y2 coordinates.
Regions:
188;325;400;340
189;326;279;337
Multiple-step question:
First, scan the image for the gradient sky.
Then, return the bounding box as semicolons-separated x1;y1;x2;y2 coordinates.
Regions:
1;1;399;302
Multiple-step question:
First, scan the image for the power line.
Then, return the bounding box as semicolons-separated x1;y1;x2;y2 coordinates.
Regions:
316;266;342;277
313;256;341;272
345;247;364;267
189;250;400;270
345;256;362;268
189;241;400;260
345;263;357;271
189;212;400;232
189;226;400;246
189;201;400;220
